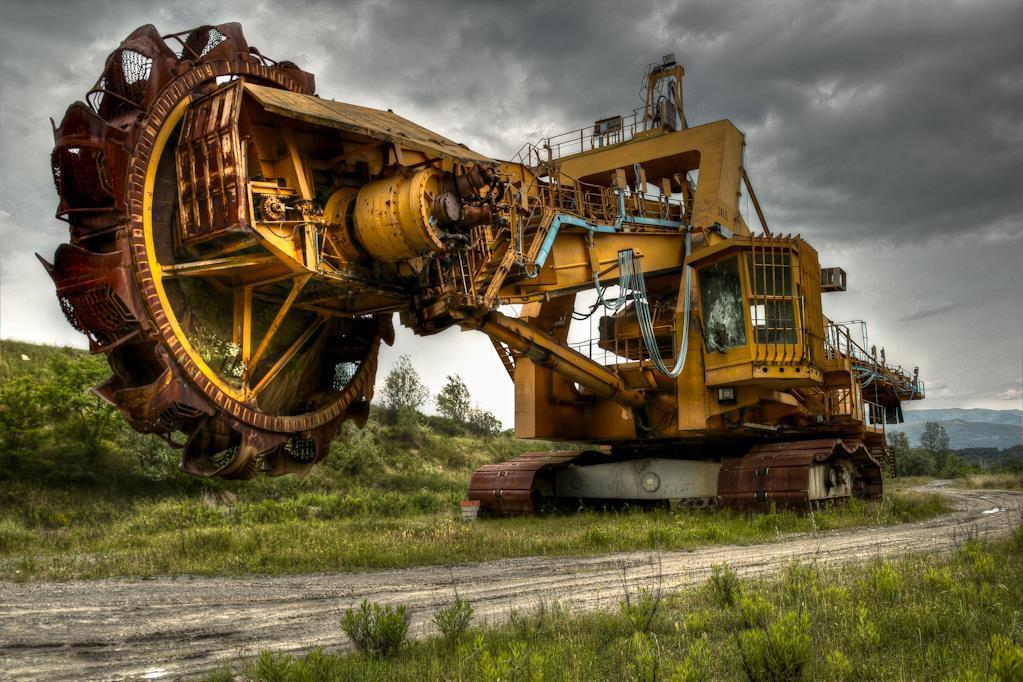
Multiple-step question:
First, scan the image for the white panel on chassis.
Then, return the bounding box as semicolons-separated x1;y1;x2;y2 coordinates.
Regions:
554;458;722;500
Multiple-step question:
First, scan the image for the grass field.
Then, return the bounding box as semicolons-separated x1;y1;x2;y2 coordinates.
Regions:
0;479;948;582
212;527;1023;681
957;472;1023;490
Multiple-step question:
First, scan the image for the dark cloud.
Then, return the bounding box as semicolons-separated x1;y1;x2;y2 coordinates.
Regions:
1;0;1020;419
900;300;965;323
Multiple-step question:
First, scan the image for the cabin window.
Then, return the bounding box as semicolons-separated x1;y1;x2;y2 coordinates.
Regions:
699;257;746;351
746;251;797;344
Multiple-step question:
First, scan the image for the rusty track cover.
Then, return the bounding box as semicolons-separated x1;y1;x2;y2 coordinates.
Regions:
468;451;584;514
718;438;882;512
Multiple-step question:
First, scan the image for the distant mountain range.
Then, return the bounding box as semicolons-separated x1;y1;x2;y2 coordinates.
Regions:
889;409;1022;450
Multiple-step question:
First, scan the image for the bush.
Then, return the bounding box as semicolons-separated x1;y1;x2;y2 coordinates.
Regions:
990;634;1023;681
867;562;903;602
671;637;712;682
248;648;339;681
708;564;741;607
466;406;502;437
621;587;663;634
340;599;410;657
433;595;474;643
737;611;813;681
626;631;664;682
737;591;773;629
823;650;853;681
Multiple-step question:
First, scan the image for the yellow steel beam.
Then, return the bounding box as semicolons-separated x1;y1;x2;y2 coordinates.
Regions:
251;316;325;397
160;254;278;277
245;273;312;376
470;310;645;409
281;122;313;201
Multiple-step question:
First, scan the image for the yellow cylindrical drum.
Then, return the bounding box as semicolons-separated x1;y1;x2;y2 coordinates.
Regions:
322;187;364;264
353;168;446;262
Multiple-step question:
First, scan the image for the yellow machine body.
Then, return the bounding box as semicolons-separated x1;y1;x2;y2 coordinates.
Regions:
45;25;922;508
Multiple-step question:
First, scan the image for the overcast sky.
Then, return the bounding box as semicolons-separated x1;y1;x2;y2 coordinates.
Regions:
1;0;1020;427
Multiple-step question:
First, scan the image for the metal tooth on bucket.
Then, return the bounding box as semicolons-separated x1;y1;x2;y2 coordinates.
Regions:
162;22;316;94
51;103;130;223
94;341;213;436
38;243;146;352
180;417;290;480
86;25;178;125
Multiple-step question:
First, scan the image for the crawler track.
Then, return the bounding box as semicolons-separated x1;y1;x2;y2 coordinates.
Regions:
1;484;1020;680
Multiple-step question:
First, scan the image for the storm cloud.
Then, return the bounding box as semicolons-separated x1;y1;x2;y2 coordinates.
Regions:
1;0;1020;424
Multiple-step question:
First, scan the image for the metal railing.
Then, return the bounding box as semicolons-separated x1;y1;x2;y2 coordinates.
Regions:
864;399;888;433
528;174;685;227
824;321;925;400
513;108;649;165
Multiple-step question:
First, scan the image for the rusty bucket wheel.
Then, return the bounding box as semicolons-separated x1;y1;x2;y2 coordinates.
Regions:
42;23;390;478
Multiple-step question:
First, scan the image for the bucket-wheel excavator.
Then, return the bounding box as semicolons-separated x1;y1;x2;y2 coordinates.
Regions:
43;24;924;512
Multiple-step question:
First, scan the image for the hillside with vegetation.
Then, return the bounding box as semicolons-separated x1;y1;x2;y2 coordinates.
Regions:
888;408;1022;450
0;339;959;581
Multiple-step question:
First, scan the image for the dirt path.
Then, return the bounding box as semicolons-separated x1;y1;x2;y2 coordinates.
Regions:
1;484;1020;681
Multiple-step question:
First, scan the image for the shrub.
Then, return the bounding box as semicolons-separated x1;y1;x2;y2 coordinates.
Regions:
671;637;712;682
852;605;880;651
737;591;774;629
781;562;818;605
622;587;664;634
990;634;1023;681
248;648;339;681
340;599;410;657
737;611;813;682
823;650;853;681
626;631;663;682
867;561;903;602
464;633;545;682
433;595;474;643
249;650;297;681
466;406;503;437
708;564;741;607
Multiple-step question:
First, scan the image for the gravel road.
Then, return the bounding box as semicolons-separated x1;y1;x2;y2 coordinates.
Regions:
1;483;1020;680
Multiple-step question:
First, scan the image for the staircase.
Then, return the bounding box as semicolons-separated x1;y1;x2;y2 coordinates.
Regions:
491;338;516;379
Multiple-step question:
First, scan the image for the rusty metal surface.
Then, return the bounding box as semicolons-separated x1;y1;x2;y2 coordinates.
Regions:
175;83;246;244
468;451;584;514
42;23;383;479
242;82;492;165
718;438;882;512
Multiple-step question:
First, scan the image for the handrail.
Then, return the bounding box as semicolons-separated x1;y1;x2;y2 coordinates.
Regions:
514;107;651;164
824;321;924;399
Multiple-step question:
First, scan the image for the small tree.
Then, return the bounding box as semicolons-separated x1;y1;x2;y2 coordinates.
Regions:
38;353;119;465
888;431;910;458
436;374;472;422
381;355;429;414
920;422;951;474
466;407;502;436
0;376;46;472
920;422;950;455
